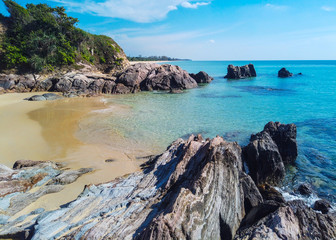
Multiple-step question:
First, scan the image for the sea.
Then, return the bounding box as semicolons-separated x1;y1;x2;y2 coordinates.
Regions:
84;60;336;205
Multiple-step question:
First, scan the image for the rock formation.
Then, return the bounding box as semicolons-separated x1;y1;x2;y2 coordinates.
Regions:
278;68;293;78
224;64;257;79
0;160;92;239
243;122;297;185
0;63;212;95
189;71;214;83
0;122;335;240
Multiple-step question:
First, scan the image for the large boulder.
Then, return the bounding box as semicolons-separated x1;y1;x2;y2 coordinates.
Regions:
243;122;298;185
243;131;285;185
278;68;293;78
141;64;198;91
224;64;257;79
263;122;298;164
189;71;214;83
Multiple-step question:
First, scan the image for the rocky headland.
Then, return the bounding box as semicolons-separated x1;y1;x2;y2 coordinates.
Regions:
1;122;335;239
0;63;213;98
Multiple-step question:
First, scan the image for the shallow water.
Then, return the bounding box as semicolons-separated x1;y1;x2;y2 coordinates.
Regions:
86;60;336;203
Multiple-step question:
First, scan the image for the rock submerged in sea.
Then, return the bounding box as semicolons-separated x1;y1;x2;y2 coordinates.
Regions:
224;64;257;79
24;93;63;101
297;183;313;196
189;71;214;83
278;68;293;78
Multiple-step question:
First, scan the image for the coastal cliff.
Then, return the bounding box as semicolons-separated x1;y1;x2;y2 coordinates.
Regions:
1;122;335;239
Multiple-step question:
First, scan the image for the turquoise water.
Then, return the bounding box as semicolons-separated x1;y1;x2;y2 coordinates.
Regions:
98;61;336;202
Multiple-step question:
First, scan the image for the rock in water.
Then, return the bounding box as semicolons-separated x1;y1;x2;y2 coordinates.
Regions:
30;136;246;239
263;121;298;164
224;64;257;79
313;199;332;214
297;183;313;196
243;121;298;185
278;68;293;78
189;71;214;83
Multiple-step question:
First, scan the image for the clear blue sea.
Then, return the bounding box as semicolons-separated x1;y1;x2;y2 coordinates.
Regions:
95;61;336;203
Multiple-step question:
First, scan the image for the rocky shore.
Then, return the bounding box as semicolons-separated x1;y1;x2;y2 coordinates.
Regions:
0;63;213;97
1;122;334;239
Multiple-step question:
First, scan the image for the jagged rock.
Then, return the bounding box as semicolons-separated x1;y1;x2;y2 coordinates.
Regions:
235;200;336;240
240;172;263;214
189;71;214;83
26;136;246;239
243;122;298;185
224;64;257;79
243;131;285;185
263;121;298;164
102;80;116;94
297;183;313;196
278;68;293;78
313;199;331;214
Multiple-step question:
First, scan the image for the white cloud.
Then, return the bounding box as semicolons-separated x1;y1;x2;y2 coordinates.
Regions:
321;6;335;12
265;3;288;11
209;39;215;43
51;0;211;23
181;1;210;9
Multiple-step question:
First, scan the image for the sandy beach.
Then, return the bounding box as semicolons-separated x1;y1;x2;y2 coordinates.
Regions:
0;93;146;212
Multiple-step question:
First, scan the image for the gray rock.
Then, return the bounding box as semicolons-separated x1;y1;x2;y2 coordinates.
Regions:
313;199;331;214
297;183;313;196
224;64;257;79
25;95;47;101
42;93;62;100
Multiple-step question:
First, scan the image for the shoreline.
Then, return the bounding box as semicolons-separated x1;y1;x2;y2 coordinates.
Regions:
0;93;150;212
129;60;169;65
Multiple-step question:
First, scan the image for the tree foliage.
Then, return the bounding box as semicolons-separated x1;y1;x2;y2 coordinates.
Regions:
0;0;124;73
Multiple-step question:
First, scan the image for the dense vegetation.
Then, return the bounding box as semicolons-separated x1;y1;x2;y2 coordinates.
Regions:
127;55;191;62
0;0;126;73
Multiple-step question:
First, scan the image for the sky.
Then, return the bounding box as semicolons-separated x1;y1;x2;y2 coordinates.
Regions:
1;0;336;60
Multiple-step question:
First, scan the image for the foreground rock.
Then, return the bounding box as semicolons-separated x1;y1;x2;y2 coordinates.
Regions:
243;122;298;185
1;122;335;240
224;64;257;79
0;160;92;238
0;63;212;95
278;68;293;78
24;93;63;101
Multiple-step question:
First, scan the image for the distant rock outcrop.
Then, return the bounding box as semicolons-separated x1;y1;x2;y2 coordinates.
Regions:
224;64;257;79
278;68;293;78
0;63;212;95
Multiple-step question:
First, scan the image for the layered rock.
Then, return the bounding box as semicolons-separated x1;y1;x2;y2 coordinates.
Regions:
224;64;257;79
0;160;92;239
278;68;293;78
243;122;297;185
0;63;212;95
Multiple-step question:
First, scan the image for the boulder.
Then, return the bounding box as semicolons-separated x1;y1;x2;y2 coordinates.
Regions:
190;71;213;83
240;172;263;214
313;199;331;214
278;68;293;78
25;95;46;101
297;183;313;196
141;64;198;91
243;130;285;185
224;64;257;79
264;121;298;164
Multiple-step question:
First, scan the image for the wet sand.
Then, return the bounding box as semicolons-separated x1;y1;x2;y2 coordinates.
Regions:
0;93;151;213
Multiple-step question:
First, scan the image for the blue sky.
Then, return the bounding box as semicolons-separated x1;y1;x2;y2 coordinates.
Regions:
1;0;336;60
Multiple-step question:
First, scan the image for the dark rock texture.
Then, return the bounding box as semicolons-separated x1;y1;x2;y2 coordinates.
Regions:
224;64;257;79
313;199;332;214
278;68;293;78
297;183;313;196
243;121;298;185
189;71;214;83
24;93;62;101
1;63;211;95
